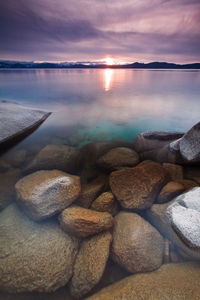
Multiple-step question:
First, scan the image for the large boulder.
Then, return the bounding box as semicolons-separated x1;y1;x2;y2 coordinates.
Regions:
0;204;79;293
97;147;139;171
109;161;168;210
86;263;200;300
91;192;119;216
59;205;113;238
70;231;112;298
111;212;164;273
133;131;184;153
166;187;200;251
24;145;82;173
15;170;81;221
0;169;22;210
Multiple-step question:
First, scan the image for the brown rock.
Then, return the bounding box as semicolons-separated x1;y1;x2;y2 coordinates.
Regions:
15;170;81;221
91;192;119;216
70;231;112;298
77;175;108;208
85;263;200;300
97;147;139;171
109;161;168;210
24;144;82;173
2;149;27;168
0;169;21;210
184;166;200;179
111;212;164;273
59;205;113;238
157;181;185;203
178;179;198;191
0;204;79;293
163;163;183;181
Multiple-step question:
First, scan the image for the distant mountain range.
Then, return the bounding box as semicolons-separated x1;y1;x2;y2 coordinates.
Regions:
0;60;200;69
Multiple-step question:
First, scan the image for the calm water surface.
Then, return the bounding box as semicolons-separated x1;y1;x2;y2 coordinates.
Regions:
0;68;200;148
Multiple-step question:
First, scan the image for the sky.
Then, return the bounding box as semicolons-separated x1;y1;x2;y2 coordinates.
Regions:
0;0;200;63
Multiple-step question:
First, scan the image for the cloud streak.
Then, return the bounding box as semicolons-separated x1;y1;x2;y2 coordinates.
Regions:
0;0;199;62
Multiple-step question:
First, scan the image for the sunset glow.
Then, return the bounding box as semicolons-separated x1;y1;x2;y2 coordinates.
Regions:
104;57;115;66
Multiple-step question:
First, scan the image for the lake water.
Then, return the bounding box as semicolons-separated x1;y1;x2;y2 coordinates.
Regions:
0;69;200;149
0;69;200;300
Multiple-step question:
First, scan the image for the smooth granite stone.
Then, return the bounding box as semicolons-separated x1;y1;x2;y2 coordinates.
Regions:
85;263;200;300
0;101;51;147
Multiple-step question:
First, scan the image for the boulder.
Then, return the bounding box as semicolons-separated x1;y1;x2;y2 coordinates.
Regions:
166;187;200;250
70;231;112;298
146;200;200;259
77;175;108;208
177;179;198;191
1;149;27;168
15;170;81;221
157;181;185;203
24;145;82;173
133;130;184;153
59;205;113;238
97;147;139;171
0;169;22;210
163;163;183;181
0;204;79;293
109;161;168;210
0;101;51;148
91;192;119;216
86;263;200;300
111;212;164;273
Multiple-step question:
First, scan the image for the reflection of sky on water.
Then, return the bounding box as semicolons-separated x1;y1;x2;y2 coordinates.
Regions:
0;69;200;146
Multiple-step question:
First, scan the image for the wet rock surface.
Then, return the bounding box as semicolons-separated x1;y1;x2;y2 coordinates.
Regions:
0;204;79;293
163;163;183;181
110;161;168;209
0;102;51;147
97;147;139;171
111;212;164;273
15;170;81;221
86;263;200;300
25;145;82;173
157;181;185;203
70;231;112;298
59;205;113;237
91;192;119;216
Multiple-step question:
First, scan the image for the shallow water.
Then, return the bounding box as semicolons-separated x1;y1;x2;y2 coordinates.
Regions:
0;69;200;299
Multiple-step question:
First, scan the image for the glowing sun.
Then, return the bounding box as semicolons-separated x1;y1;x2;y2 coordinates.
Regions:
104;57;115;66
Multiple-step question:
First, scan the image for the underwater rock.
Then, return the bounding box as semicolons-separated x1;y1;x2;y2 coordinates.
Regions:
85;262;200;300
0;169;22;210
184;166;200;180
91;192;119;216
146;200;200;259
70;231;112;298
77;174;108;208
0;203;79;293
97;147;139;171
177;179;199;191
15;170;81;221
166;187;200;250
1;149;27;169
111;212;164;274
157;181;185;203
0;101;51;148
109;161;168;210
162;163;183;181
59;205;113;238
133;130;184;153
24;144;82;173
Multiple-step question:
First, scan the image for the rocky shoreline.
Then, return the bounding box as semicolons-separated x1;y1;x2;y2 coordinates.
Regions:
0;121;200;299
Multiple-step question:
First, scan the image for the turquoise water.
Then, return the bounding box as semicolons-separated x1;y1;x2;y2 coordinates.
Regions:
0;69;200;149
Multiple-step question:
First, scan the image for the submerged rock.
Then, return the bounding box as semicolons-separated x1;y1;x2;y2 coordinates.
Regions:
0;101;51;148
109;161;168;210
0;204;79;293
111;212;164;273
15;170;81;221
162;163;183;181
59;205;113;238
24;144;82;173
91;192;119;216
0;169;22;210
86;263;200;300
97;147;139;171
70;231;112;298
166;187;200;250
157;181;185;203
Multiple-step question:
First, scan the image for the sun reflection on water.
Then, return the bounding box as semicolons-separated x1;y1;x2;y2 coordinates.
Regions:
104;68;114;91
